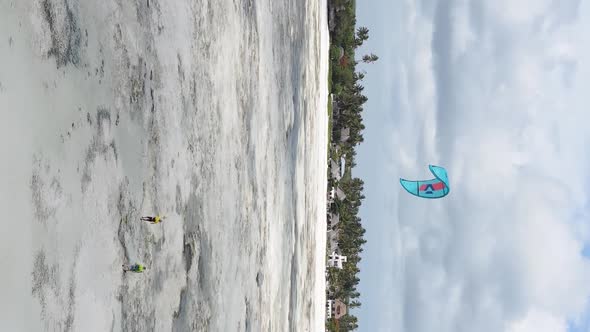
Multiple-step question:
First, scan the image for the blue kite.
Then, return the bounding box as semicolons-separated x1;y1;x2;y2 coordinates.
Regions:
399;165;450;199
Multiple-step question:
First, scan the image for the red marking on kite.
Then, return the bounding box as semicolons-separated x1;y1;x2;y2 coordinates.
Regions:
419;182;446;191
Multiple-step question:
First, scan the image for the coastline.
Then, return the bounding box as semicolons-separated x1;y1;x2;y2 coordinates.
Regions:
323;0;375;329
316;0;331;329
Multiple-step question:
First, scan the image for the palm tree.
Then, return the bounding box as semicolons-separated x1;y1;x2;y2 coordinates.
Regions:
355;27;370;47
349;300;361;308
362;54;379;63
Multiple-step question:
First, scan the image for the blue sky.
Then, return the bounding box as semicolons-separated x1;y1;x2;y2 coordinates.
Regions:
353;1;590;331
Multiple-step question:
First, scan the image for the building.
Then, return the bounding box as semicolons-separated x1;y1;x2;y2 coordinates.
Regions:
333;299;347;320
335;186;346;201
328;251;347;269
327;212;340;230
329;159;341;181
340;127;350;143
328;186;335;199
330;143;340;155
332;98;341;119
326;299;348;320
327;229;340;252
327;186;336;210
339;155;346;178
328;185;346;205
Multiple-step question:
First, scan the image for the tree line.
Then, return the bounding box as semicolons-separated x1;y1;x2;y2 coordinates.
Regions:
326;0;377;330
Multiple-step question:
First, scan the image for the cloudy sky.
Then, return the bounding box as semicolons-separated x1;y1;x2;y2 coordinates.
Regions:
354;0;590;331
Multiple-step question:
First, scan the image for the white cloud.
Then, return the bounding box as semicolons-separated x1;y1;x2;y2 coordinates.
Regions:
486;0;552;26
508;309;567;332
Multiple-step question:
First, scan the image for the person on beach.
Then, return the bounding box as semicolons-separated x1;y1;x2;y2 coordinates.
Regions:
141;215;166;224
123;263;147;273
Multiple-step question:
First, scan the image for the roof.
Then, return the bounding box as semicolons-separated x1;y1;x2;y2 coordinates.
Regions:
328;229;340;251
340;128;350;142
334;299;347;320
335;187;346;200
330;159;341;180
328;213;340;228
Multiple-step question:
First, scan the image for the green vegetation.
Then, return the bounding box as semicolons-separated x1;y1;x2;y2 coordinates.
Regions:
328;97;334;155
325;0;377;330
328;62;333;152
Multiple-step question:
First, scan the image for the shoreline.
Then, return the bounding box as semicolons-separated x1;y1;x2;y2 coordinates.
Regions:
323;0;375;330
317;0;331;328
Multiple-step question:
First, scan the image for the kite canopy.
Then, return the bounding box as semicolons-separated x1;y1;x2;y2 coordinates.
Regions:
399;165;450;199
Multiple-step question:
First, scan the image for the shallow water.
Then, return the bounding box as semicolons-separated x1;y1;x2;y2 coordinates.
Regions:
0;0;328;330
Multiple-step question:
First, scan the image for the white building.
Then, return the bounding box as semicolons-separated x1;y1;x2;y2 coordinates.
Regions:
328;251;347;269
327;186;335;210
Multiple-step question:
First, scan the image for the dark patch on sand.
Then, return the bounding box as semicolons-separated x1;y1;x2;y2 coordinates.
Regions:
81;108;118;193
175;184;183;214
256;271;264;287
31;155;63;223
32;245;79;330
244;297;252;332
31;250;60;318
42;0;82;67
116;178;139;263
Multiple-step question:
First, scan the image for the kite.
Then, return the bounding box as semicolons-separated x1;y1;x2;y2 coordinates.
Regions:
399;165;450;199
